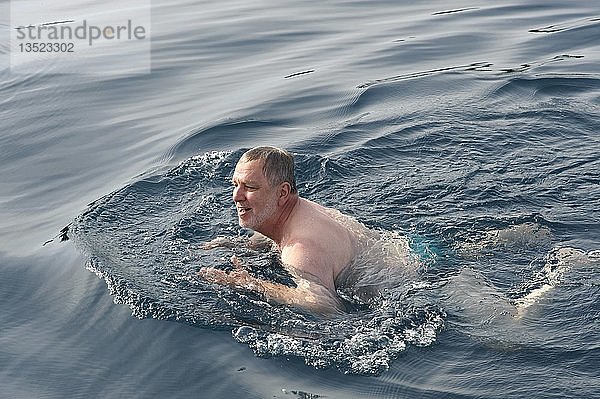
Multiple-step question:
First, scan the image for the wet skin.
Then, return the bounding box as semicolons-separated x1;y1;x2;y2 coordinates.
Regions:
198;158;361;314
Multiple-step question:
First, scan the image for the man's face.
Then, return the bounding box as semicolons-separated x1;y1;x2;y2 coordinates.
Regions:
231;159;279;231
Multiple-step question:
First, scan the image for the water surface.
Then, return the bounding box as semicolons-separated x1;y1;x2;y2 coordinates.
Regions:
2;0;600;397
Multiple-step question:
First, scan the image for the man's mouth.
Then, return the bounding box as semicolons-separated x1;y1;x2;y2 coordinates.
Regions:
237;206;251;215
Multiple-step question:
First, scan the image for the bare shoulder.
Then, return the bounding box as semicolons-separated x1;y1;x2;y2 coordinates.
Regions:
293;199;348;232
281;238;327;269
280;238;334;290
301;198;369;234
300;198;334;217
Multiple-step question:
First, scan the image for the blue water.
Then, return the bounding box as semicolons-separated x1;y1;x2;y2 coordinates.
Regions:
2;0;600;397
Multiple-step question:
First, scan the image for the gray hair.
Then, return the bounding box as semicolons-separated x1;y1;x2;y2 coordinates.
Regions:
240;146;298;194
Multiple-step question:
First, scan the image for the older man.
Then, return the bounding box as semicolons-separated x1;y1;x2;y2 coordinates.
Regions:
198;146;367;314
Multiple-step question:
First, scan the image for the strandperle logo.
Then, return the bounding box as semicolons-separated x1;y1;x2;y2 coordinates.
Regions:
15;19;147;46
10;0;151;75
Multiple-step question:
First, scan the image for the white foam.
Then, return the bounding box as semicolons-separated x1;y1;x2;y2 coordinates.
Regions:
515;246;589;317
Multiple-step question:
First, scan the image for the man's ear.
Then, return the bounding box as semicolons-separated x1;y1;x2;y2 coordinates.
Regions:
278;182;291;203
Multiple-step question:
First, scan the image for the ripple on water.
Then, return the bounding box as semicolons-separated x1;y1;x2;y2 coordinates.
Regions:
70;150;446;375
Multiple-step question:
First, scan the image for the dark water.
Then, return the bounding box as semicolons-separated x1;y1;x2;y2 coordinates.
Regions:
2;1;600;398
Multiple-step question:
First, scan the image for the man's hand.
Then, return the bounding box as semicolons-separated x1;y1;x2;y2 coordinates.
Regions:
198;256;344;315
198;255;255;288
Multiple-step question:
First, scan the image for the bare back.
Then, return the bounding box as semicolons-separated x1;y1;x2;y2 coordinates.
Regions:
279;198;366;293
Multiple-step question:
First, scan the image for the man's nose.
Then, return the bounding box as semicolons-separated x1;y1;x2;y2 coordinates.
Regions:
232;186;245;202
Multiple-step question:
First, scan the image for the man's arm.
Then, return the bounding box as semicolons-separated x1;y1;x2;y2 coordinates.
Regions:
197;256;344;315
280;240;337;294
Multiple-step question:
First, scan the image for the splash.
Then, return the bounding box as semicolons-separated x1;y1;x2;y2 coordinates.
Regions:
515;246;596;315
70;150;445;374
456;222;553;258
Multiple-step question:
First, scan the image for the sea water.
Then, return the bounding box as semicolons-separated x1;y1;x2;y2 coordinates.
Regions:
2;1;600;398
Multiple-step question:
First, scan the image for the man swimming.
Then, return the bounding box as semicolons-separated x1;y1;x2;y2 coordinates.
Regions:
198;146;369;314
197;146;580;320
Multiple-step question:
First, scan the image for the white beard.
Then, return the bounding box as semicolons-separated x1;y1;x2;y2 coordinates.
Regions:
237;197;278;231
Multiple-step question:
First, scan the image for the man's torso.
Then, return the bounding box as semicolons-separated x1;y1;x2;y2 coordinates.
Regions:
279;198;365;291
